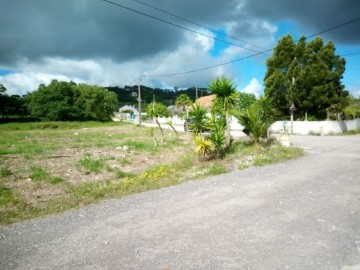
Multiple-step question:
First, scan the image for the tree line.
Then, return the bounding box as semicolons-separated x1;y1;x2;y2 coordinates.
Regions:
0;82;210;122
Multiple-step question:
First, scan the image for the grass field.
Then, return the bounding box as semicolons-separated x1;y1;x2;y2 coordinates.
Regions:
0;121;304;225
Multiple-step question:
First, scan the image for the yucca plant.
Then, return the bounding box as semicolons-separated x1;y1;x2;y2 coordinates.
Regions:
207;113;226;158
194;136;214;161
188;103;208;137
236;95;278;144
209;76;238;147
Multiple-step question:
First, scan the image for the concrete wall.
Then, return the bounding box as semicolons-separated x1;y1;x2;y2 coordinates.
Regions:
271;118;360;135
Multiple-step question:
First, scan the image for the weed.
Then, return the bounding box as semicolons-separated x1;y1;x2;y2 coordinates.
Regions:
29;166;63;185
253;144;304;166
0;167;12;177
0;187;17;206
207;163;227;175
115;170;133;179
76;156;106;173
48;177;64;185
30;167;50;182
343;128;360;135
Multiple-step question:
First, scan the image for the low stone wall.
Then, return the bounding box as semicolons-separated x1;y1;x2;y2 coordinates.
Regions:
271;118;360;135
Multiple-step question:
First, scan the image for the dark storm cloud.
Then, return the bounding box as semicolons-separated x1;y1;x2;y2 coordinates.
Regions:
240;0;360;43
0;0;238;66
0;0;359;67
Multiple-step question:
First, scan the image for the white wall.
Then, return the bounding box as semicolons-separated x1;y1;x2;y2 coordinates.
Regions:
271;119;360;135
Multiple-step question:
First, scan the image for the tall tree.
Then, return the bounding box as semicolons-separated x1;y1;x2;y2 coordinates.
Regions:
264;35;348;120
26;80;118;121
75;84;118;121
175;93;192;117
208;76;237;147
236;92;257;113
25;80;78;121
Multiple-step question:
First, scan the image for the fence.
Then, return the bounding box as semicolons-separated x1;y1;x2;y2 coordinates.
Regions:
270;118;360;135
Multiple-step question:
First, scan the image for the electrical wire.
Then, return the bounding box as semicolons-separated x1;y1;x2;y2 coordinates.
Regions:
147;16;360;78
100;0;263;54
125;0;267;50
99;0;360;79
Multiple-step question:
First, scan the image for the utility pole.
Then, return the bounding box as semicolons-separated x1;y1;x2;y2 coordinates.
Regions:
152;92;155;123
195;86;198;101
138;76;141;125
290;77;296;134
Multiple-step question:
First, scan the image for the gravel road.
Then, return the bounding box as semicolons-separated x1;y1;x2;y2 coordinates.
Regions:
1;135;360;270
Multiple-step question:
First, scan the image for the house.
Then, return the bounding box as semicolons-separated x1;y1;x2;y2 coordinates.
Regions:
195;94;216;110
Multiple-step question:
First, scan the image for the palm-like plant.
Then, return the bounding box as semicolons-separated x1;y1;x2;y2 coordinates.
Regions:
236;95;278;143
194;136;214;161
206;112;226;158
188;103;208;137
209;76;238;147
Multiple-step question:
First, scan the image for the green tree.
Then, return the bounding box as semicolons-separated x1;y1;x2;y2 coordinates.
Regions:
0;84;8;118
75;84;118;121
26;80;118;121
236;92;257;113
343;95;360;119
26;80;78;121
264;35;348;120
208;76;237;147
175;93;193;117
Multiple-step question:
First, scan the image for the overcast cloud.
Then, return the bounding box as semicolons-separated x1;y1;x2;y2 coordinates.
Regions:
0;0;359;95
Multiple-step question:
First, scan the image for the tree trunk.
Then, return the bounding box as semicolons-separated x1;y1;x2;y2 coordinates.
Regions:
225;111;231;148
156;117;164;144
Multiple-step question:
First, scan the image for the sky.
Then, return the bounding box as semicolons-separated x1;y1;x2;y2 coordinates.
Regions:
1;0;360;98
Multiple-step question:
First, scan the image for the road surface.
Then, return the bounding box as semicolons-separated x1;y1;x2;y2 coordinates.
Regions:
1;135;360;270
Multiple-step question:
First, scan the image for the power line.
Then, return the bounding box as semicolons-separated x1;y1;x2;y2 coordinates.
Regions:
100;0;263;54
147;16;360;78
339;52;360;57
306;17;360;39
126;0;266;50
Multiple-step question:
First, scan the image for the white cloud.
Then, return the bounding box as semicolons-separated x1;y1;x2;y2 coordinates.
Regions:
0;28;244;95
240;78;262;97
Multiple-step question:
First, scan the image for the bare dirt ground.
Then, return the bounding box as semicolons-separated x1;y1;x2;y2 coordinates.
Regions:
1;125;192;206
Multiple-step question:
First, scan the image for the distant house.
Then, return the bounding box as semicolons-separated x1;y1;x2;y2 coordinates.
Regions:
117;105;138;121
195;94;216;110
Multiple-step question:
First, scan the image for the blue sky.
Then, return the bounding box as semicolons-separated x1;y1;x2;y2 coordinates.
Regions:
0;0;359;97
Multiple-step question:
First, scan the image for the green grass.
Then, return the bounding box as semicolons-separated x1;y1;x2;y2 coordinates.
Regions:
29;166;64;185
343;128;360;135
76;157;106;173
0;167;12;177
0;187;17;206
0;121;127;131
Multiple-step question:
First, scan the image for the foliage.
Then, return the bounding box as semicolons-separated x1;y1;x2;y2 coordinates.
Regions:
206;113;226;157
208;76;238;147
187;103;208;136
75;83;119;121
236;92;257;113
29;166;64;185
235;96;278;143
343;96;360;119
264;35;348;120
175;94;193;114
146;102;171;117
0;84;28;120
76;156;106;173
25;80;118;121
194;136;214;161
